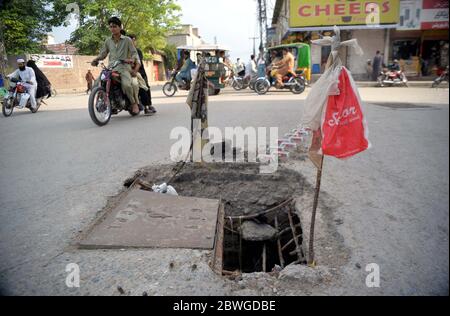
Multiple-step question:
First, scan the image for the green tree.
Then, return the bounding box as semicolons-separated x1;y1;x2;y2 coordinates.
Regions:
0;0;67;55
56;0;181;56
162;44;178;70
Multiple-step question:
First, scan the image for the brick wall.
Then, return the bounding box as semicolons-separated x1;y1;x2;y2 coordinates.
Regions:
6;55;162;93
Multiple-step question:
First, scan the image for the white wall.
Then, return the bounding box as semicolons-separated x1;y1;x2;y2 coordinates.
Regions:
347;29;386;78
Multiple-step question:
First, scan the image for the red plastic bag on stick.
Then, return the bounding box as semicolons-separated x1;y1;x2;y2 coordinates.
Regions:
321;68;369;159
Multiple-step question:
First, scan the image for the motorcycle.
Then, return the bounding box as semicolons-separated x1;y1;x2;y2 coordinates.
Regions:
2;78;42;117
228;73;245;91
162;71;190;97
254;72;306;95
240;75;258;91
377;68;408;87
432;66;449;88
88;60;141;126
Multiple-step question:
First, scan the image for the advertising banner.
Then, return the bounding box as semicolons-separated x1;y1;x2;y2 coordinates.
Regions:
31;54;74;69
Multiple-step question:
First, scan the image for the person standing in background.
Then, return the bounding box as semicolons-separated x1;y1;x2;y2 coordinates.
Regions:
85;69;95;94
372;50;383;81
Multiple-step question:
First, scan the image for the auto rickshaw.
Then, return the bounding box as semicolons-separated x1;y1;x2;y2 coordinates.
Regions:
163;44;231;97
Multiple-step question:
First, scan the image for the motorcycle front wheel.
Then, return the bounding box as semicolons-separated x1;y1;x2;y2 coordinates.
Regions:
377;76;384;87
2;97;14;117
88;86;111;127
163;82;177;97
232;78;244;91
255;79;270;95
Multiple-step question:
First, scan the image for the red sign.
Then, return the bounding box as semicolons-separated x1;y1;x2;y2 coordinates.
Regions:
421;0;449;30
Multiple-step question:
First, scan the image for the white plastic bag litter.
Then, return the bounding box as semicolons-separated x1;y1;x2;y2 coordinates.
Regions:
152;183;178;196
302;26;364;131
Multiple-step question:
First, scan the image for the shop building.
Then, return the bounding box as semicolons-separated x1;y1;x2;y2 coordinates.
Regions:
394;0;449;76
271;0;448;79
271;0;400;80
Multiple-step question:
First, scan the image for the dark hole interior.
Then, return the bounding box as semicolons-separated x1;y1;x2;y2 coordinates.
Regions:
224;209;305;273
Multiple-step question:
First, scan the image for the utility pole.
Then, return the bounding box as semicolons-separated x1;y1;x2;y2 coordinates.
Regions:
257;0;268;54
249;37;258;56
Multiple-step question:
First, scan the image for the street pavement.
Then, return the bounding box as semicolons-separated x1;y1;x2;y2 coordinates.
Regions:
0;86;448;295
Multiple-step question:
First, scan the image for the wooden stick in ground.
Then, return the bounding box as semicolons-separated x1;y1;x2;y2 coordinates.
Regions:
308;156;324;266
262;244;267;272
274;216;285;268
287;206;303;262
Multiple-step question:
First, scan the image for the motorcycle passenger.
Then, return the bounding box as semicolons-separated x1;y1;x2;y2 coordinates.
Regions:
272;48;295;88
7;58;38;110
26;59;52;99
91;17;141;115
129;34;157;115
267;50;282;84
176;51;195;86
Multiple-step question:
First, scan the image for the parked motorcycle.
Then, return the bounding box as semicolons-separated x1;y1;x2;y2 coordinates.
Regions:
377;68;408;87
88;60;141;126
254;72;306;95
162;71;190;97
2;78;42;117
432;66;449;88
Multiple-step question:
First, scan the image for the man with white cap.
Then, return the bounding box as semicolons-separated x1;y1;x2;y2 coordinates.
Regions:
7;58;38;109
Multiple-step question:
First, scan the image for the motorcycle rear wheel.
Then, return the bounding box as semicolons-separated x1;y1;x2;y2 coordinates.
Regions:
2;97;14;117
88;86;111;127
290;78;306;94
163;82;177;97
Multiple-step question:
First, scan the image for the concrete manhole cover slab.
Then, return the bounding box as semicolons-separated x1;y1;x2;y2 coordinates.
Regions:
79;189;219;250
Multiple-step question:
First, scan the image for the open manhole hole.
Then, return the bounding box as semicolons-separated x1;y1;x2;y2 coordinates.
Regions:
132;163;309;274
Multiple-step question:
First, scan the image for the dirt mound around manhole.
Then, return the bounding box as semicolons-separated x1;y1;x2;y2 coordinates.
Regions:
136;163;310;217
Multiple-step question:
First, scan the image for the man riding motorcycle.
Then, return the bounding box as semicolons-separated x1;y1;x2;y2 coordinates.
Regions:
272;48;295;88
7;58;38;110
175;51;196;88
91;17;141;115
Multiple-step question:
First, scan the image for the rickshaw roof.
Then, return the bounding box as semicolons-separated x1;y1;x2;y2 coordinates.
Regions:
177;44;230;52
268;43;310;50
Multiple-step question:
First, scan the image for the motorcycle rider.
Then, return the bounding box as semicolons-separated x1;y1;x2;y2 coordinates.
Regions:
91;17;141;115
7;58;38;110
176;51;195;88
272;48;295;88
390;59;401;72
245;54;257;81
235;58;246;77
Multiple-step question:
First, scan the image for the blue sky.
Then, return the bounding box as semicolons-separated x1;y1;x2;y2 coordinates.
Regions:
52;0;274;60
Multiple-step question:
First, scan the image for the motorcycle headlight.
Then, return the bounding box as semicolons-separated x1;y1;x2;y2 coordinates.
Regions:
101;73;106;81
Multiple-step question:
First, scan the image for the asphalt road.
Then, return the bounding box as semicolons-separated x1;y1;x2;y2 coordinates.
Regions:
0;86;448;295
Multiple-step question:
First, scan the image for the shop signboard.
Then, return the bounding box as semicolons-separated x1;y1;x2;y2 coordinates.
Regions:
289;0;400;29
399;0;448;30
